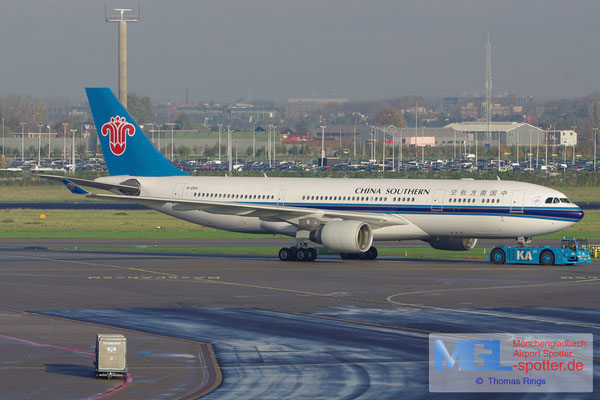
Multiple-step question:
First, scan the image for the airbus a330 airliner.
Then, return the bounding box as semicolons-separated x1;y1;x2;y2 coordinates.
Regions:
40;88;583;262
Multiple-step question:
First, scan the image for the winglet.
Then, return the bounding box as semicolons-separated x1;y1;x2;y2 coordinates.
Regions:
61;179;91;195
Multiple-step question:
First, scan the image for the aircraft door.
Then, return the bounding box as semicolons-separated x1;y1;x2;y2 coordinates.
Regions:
431;189;445;211
510;190;525;213
277;189;286;206
173;183;185;199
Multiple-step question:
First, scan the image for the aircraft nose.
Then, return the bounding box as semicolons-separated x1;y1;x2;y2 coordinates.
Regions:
574;205;584;221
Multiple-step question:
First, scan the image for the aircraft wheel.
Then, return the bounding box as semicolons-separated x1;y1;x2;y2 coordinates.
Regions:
490;248;506;265
539;250;555;265
279;247;294;261
341;252;363;260
365;246;378;260
295;248;308;262
307;248;318;262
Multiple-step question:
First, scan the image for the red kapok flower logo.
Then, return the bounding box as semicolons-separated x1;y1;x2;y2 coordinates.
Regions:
101;116;136;156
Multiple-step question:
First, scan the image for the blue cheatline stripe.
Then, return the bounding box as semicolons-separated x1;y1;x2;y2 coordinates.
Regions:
240;202;582;222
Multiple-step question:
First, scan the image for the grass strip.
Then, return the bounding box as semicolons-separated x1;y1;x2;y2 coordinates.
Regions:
50;246;491;259
0;209;280;239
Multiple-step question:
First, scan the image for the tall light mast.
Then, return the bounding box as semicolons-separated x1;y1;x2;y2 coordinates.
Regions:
106;6;139;109
485;34;492;146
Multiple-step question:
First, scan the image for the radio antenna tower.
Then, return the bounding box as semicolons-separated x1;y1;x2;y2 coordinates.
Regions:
485;34;492;144
105;4;140;109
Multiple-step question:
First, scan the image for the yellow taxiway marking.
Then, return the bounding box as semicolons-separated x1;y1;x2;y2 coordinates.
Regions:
387;277;600;297
195;278;324;297
194;276;394;306
0;268;99;271
4;253;179;278
0;273;82;278
192;278;389;306
387;297;600;330
190;277;383;305
86;275;220;281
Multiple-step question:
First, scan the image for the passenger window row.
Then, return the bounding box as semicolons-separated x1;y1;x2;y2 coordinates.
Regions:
300;195;418;202
448;198;500;204
193;193;275;200
191;193;505;205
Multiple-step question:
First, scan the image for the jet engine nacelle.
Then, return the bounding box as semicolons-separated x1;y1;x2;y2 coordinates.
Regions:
426;237;478;251
310;220;373;253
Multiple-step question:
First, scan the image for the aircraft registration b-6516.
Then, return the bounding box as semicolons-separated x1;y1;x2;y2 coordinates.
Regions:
39;88;584;262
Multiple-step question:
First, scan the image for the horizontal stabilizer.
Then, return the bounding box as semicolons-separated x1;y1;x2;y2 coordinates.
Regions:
61;179;90;195
36;174;139;193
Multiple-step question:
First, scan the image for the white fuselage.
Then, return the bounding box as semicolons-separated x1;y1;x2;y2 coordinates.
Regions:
98;175;583;241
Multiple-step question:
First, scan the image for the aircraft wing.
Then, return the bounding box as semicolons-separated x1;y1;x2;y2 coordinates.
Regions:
35;174;139;193
86;193;409;228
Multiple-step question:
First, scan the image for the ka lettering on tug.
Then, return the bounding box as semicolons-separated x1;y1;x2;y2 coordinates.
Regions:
38;88;584;262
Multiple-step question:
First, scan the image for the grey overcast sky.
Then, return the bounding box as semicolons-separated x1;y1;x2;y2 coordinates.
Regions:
2;0;600;102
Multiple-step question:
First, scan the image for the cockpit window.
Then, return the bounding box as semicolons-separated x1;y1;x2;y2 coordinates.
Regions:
559;198;571;203
553;198;560;204
545;197;553;204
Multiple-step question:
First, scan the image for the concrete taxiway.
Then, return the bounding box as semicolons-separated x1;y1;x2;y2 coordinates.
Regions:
0;240;598;399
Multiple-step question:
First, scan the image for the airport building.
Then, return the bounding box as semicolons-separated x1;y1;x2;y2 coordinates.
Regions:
285;98;349;120
353;122;561;152
444;122;549;147
158;102;280;128
551;130;578;147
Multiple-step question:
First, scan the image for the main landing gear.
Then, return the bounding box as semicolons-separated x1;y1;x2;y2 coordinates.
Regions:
278;246;318;262
339;246;378;260
278;246;378;262
277;230;378;262
279;230;319;262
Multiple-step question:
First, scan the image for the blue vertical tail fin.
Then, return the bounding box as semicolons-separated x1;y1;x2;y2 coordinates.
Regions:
86;87;187;176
